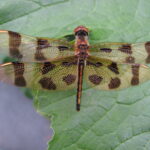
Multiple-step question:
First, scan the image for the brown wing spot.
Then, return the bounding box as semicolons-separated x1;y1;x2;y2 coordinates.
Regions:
62;61;77;67
131;77;139;85
42;62;55;74
100;48;112;53
145;42;150;63
62;62;71;66
58;46;69;51
39;77;56;90
118;44;132;54
108;62;119;74
95;62;103;67
8;31;22;59
131;64;140;85
126;56;135;63
15;77;26;87
63;74;76;85
89;75;103;85
87;61;103;67
12;62;26;86
62;62;70;66
37;39;50;49
35;39;50;61
108;77;121;89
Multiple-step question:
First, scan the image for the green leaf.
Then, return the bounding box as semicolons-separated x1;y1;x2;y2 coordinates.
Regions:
21;88;33;100
1;0;150;150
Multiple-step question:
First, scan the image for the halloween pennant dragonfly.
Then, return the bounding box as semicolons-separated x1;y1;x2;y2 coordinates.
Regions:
0;26;150;111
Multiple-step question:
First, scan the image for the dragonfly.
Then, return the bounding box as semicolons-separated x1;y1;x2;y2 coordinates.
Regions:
0;26;150;111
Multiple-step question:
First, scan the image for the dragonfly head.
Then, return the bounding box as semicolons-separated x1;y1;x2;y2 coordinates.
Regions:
74;26;89;36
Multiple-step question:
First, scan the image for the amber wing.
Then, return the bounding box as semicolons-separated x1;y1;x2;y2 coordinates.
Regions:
0;31;74;62
85;56;150;90
90;42;150;64
0;56;78;91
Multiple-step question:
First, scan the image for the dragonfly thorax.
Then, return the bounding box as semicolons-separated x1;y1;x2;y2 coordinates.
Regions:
74;26;89;59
